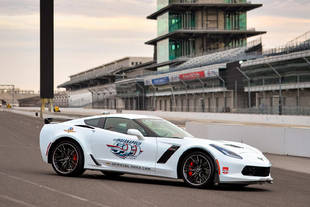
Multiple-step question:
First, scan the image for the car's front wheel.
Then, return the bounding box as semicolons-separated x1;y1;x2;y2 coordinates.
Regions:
51;140;85;176
181;152;215;188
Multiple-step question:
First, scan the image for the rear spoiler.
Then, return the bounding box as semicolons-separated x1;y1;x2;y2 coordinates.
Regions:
44;118;53;124
44;118;72;124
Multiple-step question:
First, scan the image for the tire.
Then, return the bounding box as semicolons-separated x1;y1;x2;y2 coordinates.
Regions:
180;151;215;188
51;140;85;176
101;171;124;178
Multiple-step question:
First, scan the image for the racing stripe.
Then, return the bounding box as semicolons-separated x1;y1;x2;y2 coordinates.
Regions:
157;145;180;164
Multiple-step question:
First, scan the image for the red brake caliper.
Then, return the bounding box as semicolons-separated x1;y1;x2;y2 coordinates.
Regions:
189;162;194;176
73;154;77;162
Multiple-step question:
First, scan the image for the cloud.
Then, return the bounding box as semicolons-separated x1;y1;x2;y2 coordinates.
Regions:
55;0;156;18
55;15;154;32
0;1;157;91
0;0;309;90
251;0;310;19
248;15;310;48
0;0;38;15
0;0;156;17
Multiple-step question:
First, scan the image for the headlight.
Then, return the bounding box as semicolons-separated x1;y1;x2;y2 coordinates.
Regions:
210;144;243;159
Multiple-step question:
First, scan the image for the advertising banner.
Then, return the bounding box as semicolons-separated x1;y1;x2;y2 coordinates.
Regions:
179;71;205;81
151;76;169;85
204;68;219;77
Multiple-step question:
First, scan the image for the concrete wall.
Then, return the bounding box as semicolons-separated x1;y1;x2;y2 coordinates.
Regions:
186;121;310;158
68;89;92;107
255;89;310;108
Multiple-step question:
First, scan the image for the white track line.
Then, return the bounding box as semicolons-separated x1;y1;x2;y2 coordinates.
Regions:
0;171;110;207
0;194;37;207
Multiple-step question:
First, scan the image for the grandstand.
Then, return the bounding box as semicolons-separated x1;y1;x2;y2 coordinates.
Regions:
140;41;262;112
138;31;310;114
0;85;36;106
58;57;153;108
59;57;152;91
57;31;310;115
238;34;310;115
56;0;310;115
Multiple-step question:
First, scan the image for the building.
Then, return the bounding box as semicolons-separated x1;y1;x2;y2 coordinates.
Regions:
58;32;310;115
18;96;41;107
0;85;36;106
146;0;265;71
58;57;153;108
143;40;262;112
53;91;69;107
57;1;310;115
239;40;310;115
140;32;310;115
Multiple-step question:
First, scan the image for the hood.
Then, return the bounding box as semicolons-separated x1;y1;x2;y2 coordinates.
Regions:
184;137;263;155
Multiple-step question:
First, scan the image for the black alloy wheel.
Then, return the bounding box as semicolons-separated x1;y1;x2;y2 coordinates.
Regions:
51;140;85;176
181;152;214;188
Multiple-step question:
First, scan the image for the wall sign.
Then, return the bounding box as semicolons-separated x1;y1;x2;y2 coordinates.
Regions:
152;76;169;85
179;71;205;81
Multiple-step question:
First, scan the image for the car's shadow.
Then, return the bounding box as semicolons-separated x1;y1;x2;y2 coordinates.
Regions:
21;168;270;192
77;172;270;192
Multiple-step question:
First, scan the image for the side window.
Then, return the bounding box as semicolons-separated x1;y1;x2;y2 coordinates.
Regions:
104;118;147;136
84;118;103;128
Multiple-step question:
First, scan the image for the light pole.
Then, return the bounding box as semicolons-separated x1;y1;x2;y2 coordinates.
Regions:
40;0;54;118
266;63;282;115
136;82;145;110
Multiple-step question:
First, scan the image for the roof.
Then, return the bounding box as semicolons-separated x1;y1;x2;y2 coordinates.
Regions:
17;95;40;102
70;57;151;79
148;3;263;20
145;29;266;45
175;43;261;71
72;114;162;122
241;50;310;68
58;59;153;88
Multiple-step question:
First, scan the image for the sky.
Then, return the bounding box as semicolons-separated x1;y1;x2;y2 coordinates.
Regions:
0;0;309;91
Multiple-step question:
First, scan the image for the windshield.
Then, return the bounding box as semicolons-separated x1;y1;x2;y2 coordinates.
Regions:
135;118;193;139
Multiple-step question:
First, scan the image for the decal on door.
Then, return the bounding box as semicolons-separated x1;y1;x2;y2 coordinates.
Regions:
64;127;75;133
107;139;143;159
222;167;229;174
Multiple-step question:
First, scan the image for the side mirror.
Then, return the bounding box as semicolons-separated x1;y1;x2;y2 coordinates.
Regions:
127;129;144;140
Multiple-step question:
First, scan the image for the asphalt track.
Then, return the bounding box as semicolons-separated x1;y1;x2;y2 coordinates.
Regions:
0;111;310;207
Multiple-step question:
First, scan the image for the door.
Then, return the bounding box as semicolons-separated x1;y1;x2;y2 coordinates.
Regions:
89;117;157;175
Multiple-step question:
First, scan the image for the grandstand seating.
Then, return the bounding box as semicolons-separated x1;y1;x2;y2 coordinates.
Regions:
0;92;36;106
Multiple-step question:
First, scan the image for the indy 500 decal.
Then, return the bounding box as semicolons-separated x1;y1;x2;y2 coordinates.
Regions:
107;139;143;159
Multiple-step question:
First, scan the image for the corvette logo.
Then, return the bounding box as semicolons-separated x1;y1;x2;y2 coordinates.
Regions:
107;139;143;159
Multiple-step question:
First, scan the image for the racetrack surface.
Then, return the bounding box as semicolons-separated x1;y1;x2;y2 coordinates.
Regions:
0;111;309;207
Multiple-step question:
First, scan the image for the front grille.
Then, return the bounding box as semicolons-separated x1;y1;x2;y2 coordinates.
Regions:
242;166;270;177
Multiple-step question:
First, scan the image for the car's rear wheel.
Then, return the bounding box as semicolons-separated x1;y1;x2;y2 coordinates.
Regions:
181;152;214;188
51;140;85;176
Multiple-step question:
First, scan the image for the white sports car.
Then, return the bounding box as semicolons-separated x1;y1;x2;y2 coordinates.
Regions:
39;114;273;188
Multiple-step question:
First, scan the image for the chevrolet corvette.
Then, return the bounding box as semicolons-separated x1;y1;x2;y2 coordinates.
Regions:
39;114;273;188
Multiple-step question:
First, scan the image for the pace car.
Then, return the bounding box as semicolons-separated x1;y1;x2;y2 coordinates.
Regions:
39;114;273;188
